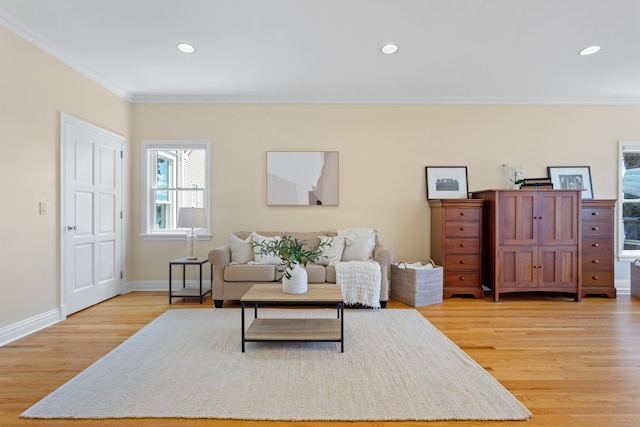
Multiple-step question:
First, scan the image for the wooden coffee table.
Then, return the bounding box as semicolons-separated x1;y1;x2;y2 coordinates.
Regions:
240;283;345;352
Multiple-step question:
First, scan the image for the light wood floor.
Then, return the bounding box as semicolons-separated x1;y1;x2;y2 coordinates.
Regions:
1;291;639;427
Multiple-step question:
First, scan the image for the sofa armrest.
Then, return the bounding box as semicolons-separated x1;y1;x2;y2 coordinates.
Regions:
373;244;393;268
373;244;394;302
208;245;231;267
208;246;231;305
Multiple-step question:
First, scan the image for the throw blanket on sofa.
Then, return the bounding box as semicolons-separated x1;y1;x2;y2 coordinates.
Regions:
335;261;381;308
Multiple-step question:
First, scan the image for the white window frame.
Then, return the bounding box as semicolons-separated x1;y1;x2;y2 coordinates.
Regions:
140;139;211;240
618;140;640;261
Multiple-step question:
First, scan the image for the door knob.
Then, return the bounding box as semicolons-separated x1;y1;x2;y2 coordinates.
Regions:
67;225;78;231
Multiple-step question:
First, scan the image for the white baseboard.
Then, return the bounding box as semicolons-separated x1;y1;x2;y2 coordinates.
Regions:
124;280;203;293
0;309;61;347
615;279;631;294
124;280;167;292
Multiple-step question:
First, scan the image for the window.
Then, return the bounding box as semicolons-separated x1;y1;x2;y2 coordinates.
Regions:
141;140;211;239
619;141;640;259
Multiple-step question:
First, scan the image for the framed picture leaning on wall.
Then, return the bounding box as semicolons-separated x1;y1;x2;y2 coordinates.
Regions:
547;166;594;199
425;166;469;200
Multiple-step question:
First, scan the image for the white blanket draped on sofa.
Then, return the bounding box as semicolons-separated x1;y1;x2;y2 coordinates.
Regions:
335;261;381;308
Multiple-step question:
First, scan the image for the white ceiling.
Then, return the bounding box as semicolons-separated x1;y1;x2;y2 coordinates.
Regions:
1;0;639;104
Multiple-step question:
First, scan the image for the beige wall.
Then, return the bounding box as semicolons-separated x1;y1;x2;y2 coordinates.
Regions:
130;103;640;281
3;20;640;334
0;26;132;330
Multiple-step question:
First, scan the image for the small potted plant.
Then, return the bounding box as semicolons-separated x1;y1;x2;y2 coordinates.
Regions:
502;164;526;189
253;235;332;294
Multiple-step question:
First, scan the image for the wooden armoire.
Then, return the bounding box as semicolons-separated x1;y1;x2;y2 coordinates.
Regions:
471;189;581;302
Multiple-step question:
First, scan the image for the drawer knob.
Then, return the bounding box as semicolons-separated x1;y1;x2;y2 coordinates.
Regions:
592;259;599;264
592;276;599;280
460;260;466;264
592;227;599;231
460;227;465;231
459;243;466;247
459;212;465;216
592;212;599;216
592;243;599;247
459;276;465;281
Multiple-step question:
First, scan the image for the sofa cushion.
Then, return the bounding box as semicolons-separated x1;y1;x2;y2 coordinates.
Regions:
284;231;327;249
234;231;283;240
325;265;337;283
251;232;283;265
304;264;326;283
224;264;277;282
228;234;254;264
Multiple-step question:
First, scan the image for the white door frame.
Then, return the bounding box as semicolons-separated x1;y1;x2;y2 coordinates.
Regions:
59;113;126;318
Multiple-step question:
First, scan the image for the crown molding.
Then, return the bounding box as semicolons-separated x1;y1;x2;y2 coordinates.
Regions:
131;93;640;105
0;12;133;102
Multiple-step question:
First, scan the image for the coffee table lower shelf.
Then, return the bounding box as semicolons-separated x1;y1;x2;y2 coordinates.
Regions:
245;318;341;342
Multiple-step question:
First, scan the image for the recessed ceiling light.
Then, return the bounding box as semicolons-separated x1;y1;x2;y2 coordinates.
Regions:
381;44;399;54
177;43;196;54
579;45;601;56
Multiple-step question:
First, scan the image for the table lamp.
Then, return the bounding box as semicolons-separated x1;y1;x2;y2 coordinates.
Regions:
177;207;207;259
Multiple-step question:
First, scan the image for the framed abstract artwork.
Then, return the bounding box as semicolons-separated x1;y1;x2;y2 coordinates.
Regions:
267;151;339;205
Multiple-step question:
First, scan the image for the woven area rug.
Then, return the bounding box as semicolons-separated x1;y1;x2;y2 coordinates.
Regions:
22;308;531;421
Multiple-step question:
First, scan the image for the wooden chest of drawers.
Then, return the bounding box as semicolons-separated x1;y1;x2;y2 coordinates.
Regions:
429;199;484;298
581;199;617;298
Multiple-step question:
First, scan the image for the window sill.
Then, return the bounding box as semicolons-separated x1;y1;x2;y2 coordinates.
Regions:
140;233;212;241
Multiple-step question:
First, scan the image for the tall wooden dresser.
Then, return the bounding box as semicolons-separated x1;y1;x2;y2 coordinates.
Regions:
429;199;484;298
581;199;617;298
471;189;581;302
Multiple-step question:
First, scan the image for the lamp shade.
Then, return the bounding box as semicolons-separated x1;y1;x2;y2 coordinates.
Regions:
177;207;207;229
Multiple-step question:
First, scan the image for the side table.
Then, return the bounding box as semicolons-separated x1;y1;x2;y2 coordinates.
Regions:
169;258;212;304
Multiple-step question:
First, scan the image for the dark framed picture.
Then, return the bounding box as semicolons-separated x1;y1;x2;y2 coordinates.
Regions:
425;166;469;200
547;166;593;199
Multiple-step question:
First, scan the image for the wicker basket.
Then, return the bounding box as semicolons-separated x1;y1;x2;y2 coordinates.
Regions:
391;261;443;307
631;260;640;299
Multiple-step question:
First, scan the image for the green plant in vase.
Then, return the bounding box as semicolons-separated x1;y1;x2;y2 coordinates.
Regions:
253;235;332;279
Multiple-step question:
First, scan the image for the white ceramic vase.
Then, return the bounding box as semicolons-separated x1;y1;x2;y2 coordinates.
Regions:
282;263;308;294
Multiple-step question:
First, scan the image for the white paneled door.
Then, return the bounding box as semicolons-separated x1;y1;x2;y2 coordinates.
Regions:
61;114;124;316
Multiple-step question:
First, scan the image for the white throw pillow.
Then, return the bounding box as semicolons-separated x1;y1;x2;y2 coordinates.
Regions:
338;227;376;241
250;232;282;265
316;235;346;265
228;234;254;264
341;232;376;261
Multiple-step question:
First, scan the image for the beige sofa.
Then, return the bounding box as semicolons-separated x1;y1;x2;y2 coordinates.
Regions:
208;230;393;308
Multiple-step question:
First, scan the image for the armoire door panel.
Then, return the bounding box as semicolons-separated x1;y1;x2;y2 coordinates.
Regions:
500;248;536;286
540;247;578;287
499;192;537;245
541;193;578;245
